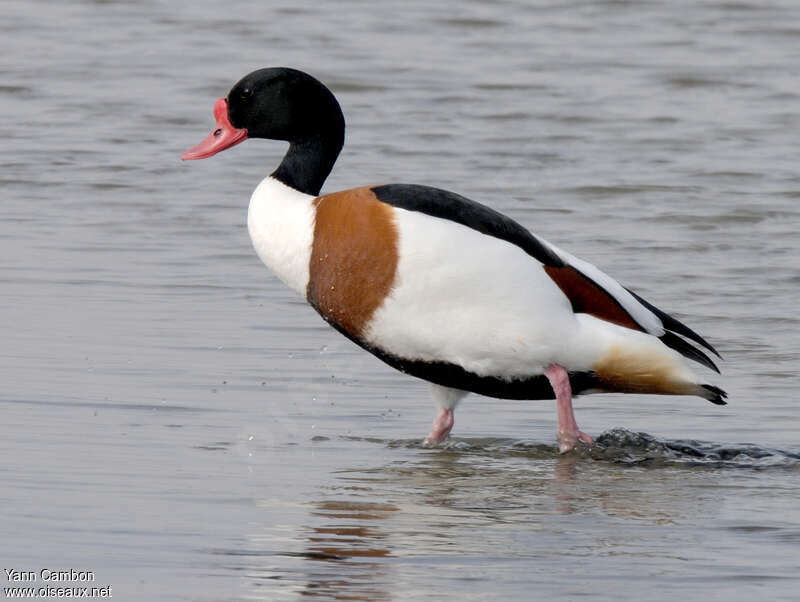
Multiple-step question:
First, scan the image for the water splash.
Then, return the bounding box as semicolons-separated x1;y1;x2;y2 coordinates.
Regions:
352;430;800;469
591;428;800;469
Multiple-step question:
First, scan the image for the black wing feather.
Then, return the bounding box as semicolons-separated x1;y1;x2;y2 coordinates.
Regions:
660;332;720;374
626;288;722;359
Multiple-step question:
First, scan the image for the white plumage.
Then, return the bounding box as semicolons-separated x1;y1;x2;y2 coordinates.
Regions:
247;176;315;296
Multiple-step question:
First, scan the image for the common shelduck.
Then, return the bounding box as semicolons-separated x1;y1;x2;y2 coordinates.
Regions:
182;67;726;453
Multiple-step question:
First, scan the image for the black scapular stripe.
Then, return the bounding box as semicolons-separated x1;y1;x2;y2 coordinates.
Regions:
371;183;566;267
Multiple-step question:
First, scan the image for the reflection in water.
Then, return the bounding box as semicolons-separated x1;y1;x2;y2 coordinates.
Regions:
300;501;397;601
552;452;581;515
238;431;799;600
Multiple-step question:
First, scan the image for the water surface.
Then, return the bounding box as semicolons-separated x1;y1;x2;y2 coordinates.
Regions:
2;1;799;600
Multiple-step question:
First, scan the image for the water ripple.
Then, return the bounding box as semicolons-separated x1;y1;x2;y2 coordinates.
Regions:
356;430;800;470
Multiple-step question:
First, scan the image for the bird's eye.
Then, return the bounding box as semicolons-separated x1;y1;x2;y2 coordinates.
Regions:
240;88;253;100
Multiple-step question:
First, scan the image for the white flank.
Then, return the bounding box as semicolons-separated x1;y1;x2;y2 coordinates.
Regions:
365;208;698;384
366;208;582;377
247;176;316;296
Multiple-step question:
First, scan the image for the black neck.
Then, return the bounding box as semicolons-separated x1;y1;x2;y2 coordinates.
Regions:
270;133;343;196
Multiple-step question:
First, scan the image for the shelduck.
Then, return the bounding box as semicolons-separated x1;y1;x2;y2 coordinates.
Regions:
182;67;726;453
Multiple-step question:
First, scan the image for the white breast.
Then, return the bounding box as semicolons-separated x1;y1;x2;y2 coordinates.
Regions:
247;176;316;296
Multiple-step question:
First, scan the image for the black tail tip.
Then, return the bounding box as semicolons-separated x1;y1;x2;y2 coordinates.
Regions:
701;384;728;406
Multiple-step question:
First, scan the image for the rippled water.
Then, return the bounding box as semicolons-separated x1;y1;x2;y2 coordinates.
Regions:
2;1;800;600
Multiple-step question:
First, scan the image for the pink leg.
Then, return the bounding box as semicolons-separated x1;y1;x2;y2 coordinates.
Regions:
545;364;593;453
424;408;454;446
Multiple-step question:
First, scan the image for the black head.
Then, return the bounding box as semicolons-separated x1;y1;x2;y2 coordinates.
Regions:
227;67;345;146
182;67;346;195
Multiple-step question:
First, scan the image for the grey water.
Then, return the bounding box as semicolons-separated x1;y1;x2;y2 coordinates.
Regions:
2;0;799;600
